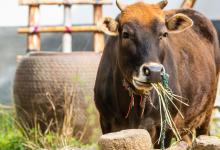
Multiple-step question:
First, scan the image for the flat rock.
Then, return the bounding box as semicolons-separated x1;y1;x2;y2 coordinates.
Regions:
166;141;190;150
192;135;220;150
98;129;152;150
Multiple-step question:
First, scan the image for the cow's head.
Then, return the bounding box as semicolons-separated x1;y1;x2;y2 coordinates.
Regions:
99;0;193;93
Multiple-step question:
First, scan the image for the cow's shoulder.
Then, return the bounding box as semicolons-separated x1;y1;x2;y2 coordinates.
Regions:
165;9;216;44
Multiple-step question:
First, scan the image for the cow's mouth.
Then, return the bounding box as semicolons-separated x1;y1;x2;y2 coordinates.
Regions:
132;79;153;92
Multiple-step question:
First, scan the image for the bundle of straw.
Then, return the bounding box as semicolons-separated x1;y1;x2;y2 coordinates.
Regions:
151;72;189;146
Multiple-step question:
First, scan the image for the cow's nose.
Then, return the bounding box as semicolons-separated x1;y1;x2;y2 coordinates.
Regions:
142;63;163;83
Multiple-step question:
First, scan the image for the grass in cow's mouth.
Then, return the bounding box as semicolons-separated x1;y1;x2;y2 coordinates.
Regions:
151;82;189;144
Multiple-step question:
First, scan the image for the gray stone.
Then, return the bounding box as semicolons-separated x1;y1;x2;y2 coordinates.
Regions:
98;129;152;150
166;141;190;150
192;135;220;150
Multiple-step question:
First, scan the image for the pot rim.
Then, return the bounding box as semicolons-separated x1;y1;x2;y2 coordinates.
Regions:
27;51;102;57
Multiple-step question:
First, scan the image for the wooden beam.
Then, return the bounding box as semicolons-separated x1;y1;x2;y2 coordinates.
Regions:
16;55;25;63
0;104;13;110
19;0;112;5
93;4;104;53
181;0;197;8
18;25;100;33
62;5;72;53
27;5;41;52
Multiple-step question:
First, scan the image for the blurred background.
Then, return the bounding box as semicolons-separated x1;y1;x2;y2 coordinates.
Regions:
0;0;220;105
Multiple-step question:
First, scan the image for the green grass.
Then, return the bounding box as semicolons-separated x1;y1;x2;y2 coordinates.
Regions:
210;108;220;138
0;109;25;150
0;107;97;150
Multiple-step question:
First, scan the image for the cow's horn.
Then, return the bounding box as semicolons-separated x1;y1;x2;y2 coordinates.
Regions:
157;0;168;9
116;0;126;11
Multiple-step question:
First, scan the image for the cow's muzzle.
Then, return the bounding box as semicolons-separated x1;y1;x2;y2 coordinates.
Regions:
132;63;164;91
142;63;164;83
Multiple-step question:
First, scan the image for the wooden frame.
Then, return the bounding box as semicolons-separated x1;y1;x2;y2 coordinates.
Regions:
63;5;72;53
19;0;112;5
18;25;100;33
19;0;112;53
27;5;40;52
181;0;197;8
93;4;104;53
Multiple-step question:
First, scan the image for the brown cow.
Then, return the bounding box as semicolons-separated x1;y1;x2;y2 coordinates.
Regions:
94;0;220;148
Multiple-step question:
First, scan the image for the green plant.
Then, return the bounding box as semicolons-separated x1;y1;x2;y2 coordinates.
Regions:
210;108;220;138
0;96;98;150
0;107;97;150
0;107;25;150
17;88;98;150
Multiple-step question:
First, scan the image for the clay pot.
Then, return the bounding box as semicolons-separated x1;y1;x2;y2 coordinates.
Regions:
13;52;101;143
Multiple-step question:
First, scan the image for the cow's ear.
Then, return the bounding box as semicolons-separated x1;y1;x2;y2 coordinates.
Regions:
166;13;193;33
98;17;119;36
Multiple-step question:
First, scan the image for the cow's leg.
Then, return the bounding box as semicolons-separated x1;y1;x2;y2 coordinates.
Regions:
100;116;111;134
196;94;215;136
154;128;173;149
196;81;218;136
196;112;212;136
164;130;173;148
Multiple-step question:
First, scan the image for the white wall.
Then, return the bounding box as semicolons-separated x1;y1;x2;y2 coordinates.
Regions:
0;0;219;26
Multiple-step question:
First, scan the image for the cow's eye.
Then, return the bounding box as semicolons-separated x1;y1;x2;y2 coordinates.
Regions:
122;31;130;39
163;32;168;37
159;32;168;40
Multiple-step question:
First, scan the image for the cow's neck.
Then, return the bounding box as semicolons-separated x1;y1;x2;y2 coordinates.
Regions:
114;66;154;121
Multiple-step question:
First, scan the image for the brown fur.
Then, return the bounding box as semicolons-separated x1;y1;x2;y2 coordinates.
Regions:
120;2;164;26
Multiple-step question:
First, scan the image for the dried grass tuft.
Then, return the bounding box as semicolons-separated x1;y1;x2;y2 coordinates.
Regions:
151;83;189;143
